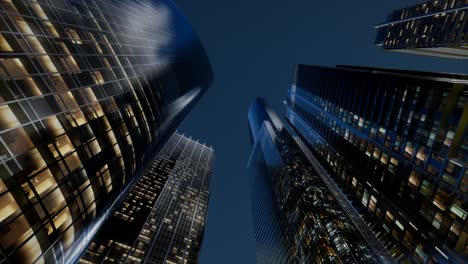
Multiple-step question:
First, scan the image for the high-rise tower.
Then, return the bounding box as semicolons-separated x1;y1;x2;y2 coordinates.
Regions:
0;0;212;263
286;64;467;263
375;0;468;58
247;98;394;263
79;133;214;264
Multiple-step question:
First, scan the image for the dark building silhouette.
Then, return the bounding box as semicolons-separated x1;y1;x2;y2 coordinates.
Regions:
79;133;214;264
375;0;468;58
247;98;394;263
0;0;211;263
286;64;467;263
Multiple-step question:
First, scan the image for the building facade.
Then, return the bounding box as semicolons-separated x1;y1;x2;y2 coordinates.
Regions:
79;133;214;264
375;0;468;58
247;98;394;264
286;64;467;263
0;0;212;263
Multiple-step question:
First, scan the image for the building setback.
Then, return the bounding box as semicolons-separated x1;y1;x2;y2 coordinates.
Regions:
375;0;468;58
0;0;212;263
248;98;394;264
286;64;467;263
79;133;214;264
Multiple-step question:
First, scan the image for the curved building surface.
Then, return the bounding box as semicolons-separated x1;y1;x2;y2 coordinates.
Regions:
0;0;211;263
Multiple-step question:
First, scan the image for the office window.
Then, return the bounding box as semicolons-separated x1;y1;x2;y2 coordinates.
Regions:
408;170;420;188
450;203;467;220
432;212;443;229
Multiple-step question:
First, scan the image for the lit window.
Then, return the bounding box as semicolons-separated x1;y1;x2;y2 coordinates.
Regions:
2;126;34;156
31;169;57;199
408;171;420;188
1;58;29;77
66;29;83;44
450;204;467;220
44;116;65;138
385;211;394;222
92;71;105;84
0;191;20;222
352;177;357;188
0;214;34;251
31;2;60;37
0;34;13;52
432;212;443;229
368;195;377;212
0;104;20;130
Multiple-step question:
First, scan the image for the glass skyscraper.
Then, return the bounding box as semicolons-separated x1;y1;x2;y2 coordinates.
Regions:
286;64;467;263
0;0;212;263
375;0;468;58
247;98;394;263
79;132;214;264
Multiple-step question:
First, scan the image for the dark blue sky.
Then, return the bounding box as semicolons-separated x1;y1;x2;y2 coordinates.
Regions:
174;0;468;263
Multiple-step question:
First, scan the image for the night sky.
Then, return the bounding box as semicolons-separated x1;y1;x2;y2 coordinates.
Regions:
172;0;468;263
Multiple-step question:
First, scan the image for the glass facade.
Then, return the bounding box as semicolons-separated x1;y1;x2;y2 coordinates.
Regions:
79;133;214;264
0;0;212;263
375;0;468;58
248;98;394;264
287;64;467;263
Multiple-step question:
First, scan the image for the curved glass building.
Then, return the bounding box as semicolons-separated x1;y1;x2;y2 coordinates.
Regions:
0;0;212;263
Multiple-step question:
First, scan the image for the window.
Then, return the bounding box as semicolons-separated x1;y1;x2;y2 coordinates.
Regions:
44;116;65;138
57;42;80;72
31;3;59;37
373;148;381;159
30;169;57;199
404;142;414;160
444;131;454;148
352;177;357;188
0;214;34;250
66;29;83;44
420;180;432;197
0;34;13;52
1;58;29;77
408;170;420;188
385;211;394;223
380;153;389;165
361;189;370;207
17;236;43;263
0;104;20;130
414;245;427;262
432;212;443;229
0;191;20;222
42;187;66;215
55;135;73;157
1;126;34;156
17;148;46;176
368;195;377;212
403;231;413;248
415;146;428;166
450;204;467;220
64;152;82;172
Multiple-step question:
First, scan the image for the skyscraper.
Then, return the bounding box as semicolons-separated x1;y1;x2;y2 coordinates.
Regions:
79;133;214;264
375;0;468;58
0;0;212;263
247;98;394;263
286;64;467;263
